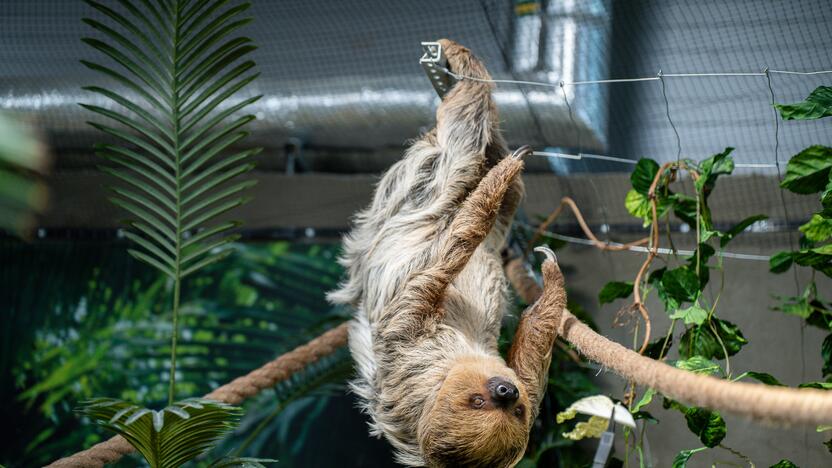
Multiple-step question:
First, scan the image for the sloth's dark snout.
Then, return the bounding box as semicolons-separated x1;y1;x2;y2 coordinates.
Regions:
488;377;519;406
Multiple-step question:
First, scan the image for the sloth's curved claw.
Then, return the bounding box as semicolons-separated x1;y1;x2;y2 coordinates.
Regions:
511;145;534;160
533;245;558;264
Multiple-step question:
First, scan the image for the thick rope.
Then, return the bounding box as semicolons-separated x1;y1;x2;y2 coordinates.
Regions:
506;257;832;427
46;322;349;468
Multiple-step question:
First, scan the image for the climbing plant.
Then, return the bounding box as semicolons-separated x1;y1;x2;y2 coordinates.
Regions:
541;87;832;466
769;85;832;453
77;0;264;465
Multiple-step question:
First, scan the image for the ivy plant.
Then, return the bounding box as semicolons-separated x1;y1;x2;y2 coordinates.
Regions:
768;84;832;454
603;149;777;466
77;0;264;465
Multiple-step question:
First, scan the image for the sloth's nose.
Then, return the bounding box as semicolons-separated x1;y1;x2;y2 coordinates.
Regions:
489;377;519;405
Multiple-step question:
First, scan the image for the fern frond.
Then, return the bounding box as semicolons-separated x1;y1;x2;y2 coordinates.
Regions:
83;0;259;281
83;0;260;404
78;397;242;468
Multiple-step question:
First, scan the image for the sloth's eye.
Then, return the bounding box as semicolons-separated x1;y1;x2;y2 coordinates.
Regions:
471;396;485;408
514;405;525;418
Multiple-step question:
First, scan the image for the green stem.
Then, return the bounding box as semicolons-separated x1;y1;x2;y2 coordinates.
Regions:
168;0;183;407
168;279;180;405
658;318;677;361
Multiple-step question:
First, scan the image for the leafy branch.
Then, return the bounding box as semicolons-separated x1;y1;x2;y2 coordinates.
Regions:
82;0;261;405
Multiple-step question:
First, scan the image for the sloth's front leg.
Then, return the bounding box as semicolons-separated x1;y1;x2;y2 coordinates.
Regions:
378;147;531;340
507;246;567;423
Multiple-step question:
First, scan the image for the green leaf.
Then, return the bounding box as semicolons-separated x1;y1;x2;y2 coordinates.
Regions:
799;381;832;390
598;281;634;305
675;356;722;376
770;251;794;273
823;333;832;378
672;448;706;468
684;407;726;447
77;398;242;468
721;214;767;247
83;0;260;285
643;335;672;360
770;460;800;468
670;301;709;326
670;193;698;227
775;86;832;120
780;145;832;194
679;318;748;360
625;189;652;226
632;388;656;413
799;214;832;243
631;158;660;195
694;147;734;195
734;371;784;386
660;267;700;305
821;177;832;215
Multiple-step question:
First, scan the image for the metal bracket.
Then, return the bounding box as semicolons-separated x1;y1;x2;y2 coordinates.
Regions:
420;41;456;98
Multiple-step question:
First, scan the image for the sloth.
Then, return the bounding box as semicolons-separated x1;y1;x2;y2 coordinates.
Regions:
328;39;566;467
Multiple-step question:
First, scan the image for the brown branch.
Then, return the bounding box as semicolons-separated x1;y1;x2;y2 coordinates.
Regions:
525;196;650;257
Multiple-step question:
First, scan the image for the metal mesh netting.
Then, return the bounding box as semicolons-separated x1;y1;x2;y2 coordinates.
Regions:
2;0;831;170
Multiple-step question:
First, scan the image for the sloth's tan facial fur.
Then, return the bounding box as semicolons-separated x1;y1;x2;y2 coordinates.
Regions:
419;357;530;468
329;38;567;467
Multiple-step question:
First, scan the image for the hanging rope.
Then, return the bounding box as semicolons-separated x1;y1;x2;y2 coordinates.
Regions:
45;322;349;468
505;257;832;427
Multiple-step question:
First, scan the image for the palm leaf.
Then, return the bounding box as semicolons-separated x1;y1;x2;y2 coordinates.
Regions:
78;397;242;468
82;0;261;404
0;113;49;238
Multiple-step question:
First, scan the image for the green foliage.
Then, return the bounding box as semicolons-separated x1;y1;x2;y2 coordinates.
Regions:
770;85;832;399
775;86;832;120
799;214;832;242
598;281;633;305
679;318;747;360
779;145;832;195
621;150;769;464
770;460;800;468
684;407;726;448
78;398;242;467
642;337;672;360
630;158;661;195
83;0;261;283
733;371;784;386
675;356;722;376
5;242;347;466
694;147;735;196
721;214;767;247
0;113;49;237
659;267;700;309
671;447;706;468
669;301;708;326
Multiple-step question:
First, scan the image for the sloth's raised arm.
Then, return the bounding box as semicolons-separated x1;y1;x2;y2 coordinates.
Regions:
507;248;567;422
378;149;529;340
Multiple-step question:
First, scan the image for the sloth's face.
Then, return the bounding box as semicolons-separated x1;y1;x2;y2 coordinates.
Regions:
419;357;531;468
